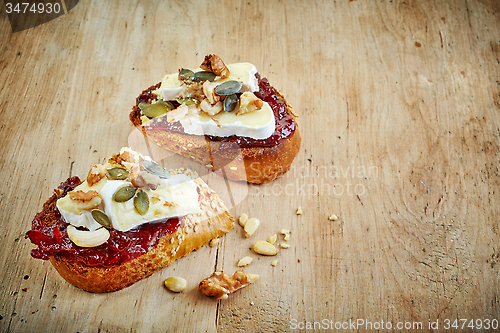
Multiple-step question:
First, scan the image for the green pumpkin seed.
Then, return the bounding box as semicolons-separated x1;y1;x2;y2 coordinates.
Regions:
156;100;175;109
215;80;243;96
178;68;194;81
176;98;199;106
113;186;137;202
134;189;149;215
192;71;217;82
224;94;239;112
142;159;170;179
139;102;170;118
107;167;130;180
91;209;112;229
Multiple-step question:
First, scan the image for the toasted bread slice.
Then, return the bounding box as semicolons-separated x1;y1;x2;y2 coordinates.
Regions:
27;168;234;293
130;83;301;184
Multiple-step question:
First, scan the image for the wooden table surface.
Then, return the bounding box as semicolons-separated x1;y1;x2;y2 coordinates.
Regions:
1;0;500;332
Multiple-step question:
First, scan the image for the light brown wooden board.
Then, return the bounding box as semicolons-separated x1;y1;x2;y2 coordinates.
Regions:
1;0;499;331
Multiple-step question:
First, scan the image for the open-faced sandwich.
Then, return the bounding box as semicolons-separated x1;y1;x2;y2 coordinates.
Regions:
26;148;234;293
129;54;301;184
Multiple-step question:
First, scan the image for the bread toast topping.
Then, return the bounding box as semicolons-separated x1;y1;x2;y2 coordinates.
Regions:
156;63;259;100
56;148;200;234
139;57;278;140
135;73;296;149
26;176;182;267
25;146;208;268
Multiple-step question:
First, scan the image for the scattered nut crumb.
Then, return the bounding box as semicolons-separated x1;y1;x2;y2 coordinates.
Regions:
239;213;248;227
199;270;259;299
271;260;278;267
209;238;220;247
237;256;253;267
253;240;278;256
328;214;338;221
165;276;187;292
244;218;260;237
267;234;277;245
280;229;291;241
296;207;302;215
280;243;290;249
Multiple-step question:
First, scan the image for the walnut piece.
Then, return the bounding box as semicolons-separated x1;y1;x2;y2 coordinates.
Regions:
200;54;230;78
129;170;161;190
86;164;107;186
237;91;264;115
199;270;259;299
202;81;221;104
68;190;99;202
176;81;204;101
68;190;102;211
108;149;140;167
200;99;223;116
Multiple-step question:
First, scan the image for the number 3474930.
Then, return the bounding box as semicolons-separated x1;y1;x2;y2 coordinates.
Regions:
5;3;61;14
443;318;498;330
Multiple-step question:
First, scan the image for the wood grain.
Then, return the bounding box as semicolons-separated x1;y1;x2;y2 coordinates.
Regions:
1;0;499;331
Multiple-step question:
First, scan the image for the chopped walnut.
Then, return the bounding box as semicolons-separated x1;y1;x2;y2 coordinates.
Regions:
200;54;230;78
199;271;259;299
109;149;139;167
167;104;189;123
237;91;264;115
68;190;99;202
129;170;161;190
68;190;101;211
176;81;204;101
200;99;223;116
202;81;221;104
86;164;107;186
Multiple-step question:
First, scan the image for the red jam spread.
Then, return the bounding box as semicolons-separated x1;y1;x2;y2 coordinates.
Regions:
26;177;182;268
138;73;296;149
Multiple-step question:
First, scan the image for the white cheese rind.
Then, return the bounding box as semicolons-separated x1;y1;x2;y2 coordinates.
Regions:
152;63;273;140
179;101;275;140
57;208;103;231
55;149;202;234
99;175;200;232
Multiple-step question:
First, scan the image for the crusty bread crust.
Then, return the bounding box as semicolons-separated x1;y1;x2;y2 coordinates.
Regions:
47;170;234;293
130;85;301;184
